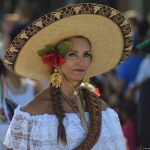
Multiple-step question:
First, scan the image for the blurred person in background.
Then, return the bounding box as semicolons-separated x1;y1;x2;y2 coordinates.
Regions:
105;34;143;106
0;22;43;150
14;1;35;25
123;36;150;149
120;102;139;150
122;12;150;102
0;0;36;59
138;77;150;149
125;44;150;102
124;10;142;41
0;13;19;59
104;10;145;106
130;38;150;148
125;26;150;103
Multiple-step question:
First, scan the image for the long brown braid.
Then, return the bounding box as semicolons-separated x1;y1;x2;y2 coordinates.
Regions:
50;68;67;145
50;86;67;145
74;88;101;150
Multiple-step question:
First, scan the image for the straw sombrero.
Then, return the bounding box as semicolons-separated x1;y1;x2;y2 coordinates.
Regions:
3;3;133;82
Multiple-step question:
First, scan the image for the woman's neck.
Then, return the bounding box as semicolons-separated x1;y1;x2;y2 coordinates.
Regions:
57;67;82;99
60;79;80;99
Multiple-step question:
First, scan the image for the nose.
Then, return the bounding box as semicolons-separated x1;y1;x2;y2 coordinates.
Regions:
77;56;84;65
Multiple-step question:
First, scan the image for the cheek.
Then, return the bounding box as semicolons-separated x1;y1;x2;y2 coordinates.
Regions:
60;60;72;73
84;58;91;68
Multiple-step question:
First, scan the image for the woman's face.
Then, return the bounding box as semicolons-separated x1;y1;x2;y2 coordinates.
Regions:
60;37;92;84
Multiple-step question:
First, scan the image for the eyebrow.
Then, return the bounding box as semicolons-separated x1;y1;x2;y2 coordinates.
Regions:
71;50;91;53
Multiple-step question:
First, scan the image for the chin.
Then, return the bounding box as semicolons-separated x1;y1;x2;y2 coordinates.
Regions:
74;75;84;79
75;77;84;82
66;74;84;83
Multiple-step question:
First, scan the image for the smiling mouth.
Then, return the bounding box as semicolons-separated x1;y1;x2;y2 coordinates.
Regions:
74;69;85;72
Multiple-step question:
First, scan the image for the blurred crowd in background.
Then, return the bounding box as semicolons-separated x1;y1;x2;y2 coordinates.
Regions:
0;0;150;150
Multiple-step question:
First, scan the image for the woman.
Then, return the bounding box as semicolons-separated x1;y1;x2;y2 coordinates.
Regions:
3;3;133;150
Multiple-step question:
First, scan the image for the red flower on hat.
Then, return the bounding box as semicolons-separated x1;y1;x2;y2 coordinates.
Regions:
41;52;65;67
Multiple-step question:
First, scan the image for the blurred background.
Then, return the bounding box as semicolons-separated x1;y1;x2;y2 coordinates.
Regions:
0;0;150;17
0;0;150;150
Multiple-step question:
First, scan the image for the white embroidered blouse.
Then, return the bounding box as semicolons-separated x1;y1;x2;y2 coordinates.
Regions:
4;105;126;150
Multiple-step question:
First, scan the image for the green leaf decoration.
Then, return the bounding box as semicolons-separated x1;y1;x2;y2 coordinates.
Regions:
37;49;46;57
57;41;72;57
45;45;55;53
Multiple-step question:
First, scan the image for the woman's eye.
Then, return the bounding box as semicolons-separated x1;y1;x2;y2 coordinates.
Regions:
68;53;76;57
84;53;92;57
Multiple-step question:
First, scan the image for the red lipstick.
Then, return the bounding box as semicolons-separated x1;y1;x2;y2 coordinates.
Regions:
74;69;85;72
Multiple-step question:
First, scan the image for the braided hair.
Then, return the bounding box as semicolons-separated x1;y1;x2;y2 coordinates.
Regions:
50;67;67;145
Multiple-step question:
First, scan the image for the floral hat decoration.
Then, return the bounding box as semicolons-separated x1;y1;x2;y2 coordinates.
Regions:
3;3;134;82
37;41;72;67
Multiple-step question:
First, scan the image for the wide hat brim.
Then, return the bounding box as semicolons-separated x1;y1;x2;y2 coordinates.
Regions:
3;3;133;82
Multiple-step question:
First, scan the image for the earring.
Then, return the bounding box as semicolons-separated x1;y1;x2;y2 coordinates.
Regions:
83;76;89;87
50;68;62;88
